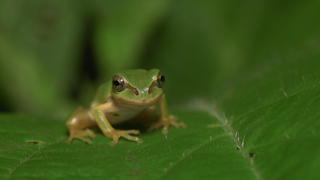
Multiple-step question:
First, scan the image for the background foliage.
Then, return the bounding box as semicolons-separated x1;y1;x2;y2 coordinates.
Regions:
0;0;320;179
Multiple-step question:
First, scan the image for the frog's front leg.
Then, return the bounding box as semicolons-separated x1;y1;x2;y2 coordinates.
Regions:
148;94;186;134
66;107;97;144
91;104;143;146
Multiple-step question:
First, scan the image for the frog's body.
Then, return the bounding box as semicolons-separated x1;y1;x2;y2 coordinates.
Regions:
66;69;186;146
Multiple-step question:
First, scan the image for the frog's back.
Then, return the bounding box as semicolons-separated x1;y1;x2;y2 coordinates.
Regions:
90;80;112;108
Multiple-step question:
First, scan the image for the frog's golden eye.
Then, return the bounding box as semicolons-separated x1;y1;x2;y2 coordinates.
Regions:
113;75;125;92
156;72;165;88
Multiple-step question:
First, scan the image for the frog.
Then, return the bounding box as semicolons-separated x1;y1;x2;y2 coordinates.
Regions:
66;69;186;146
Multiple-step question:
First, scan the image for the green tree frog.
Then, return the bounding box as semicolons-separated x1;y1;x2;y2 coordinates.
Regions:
66;69;186;146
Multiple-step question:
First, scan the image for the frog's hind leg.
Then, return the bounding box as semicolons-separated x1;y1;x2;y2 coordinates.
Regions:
66;107;97;144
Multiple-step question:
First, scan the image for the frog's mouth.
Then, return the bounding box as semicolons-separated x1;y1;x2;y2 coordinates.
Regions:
114;94;162;106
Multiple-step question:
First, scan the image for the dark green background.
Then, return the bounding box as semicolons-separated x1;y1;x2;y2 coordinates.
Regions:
0;1;320;179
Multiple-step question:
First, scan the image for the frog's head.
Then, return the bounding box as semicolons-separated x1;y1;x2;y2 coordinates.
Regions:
111;69;165;105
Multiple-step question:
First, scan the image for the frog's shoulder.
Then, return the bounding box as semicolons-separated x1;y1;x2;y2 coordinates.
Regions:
90;80;112;108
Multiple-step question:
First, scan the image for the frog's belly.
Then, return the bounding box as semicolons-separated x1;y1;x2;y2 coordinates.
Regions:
105;108;143;125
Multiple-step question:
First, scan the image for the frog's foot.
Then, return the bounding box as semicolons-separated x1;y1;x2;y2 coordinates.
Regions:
148;115;187;134
66;128;96;144
104;129;143;146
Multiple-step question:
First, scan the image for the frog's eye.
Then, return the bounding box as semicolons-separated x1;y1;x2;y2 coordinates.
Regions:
113;75;125;92
156;72;165;88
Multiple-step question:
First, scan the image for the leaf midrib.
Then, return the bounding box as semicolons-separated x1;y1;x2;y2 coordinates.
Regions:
231;83;319;125
5;139;65;180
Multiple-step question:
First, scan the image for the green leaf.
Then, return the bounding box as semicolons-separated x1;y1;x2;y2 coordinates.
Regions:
1;54;320;180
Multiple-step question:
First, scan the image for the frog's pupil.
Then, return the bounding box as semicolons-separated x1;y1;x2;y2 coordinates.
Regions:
160;76;165;82
113;80;120;86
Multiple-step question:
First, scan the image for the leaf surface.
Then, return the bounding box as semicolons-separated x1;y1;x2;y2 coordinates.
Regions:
1;56;320;179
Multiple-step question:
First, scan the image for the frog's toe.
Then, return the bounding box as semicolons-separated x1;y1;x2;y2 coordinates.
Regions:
109;135;119;146
66;130;94;144
171;121;187;128
124;129;140;135
147;122;163;132
80;137;93;144
66;135;93;144
122;133;143;143
84;128;96;138
161;126;169;134
169;115;178;120
161;121;186;134
148;117;186;133
109;141;117;146
106;130;143;146
66;136;73;144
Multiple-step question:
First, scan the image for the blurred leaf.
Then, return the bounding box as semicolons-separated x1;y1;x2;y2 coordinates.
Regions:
93;0;170;78
0;0;85;116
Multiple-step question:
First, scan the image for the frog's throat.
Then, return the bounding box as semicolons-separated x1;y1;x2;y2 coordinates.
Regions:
114;93;162;106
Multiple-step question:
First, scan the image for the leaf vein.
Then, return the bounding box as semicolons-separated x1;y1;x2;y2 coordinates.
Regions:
232;84;318;124
5;139;65;180
187;99;263;180
248;135;320;150
155;134;228;180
